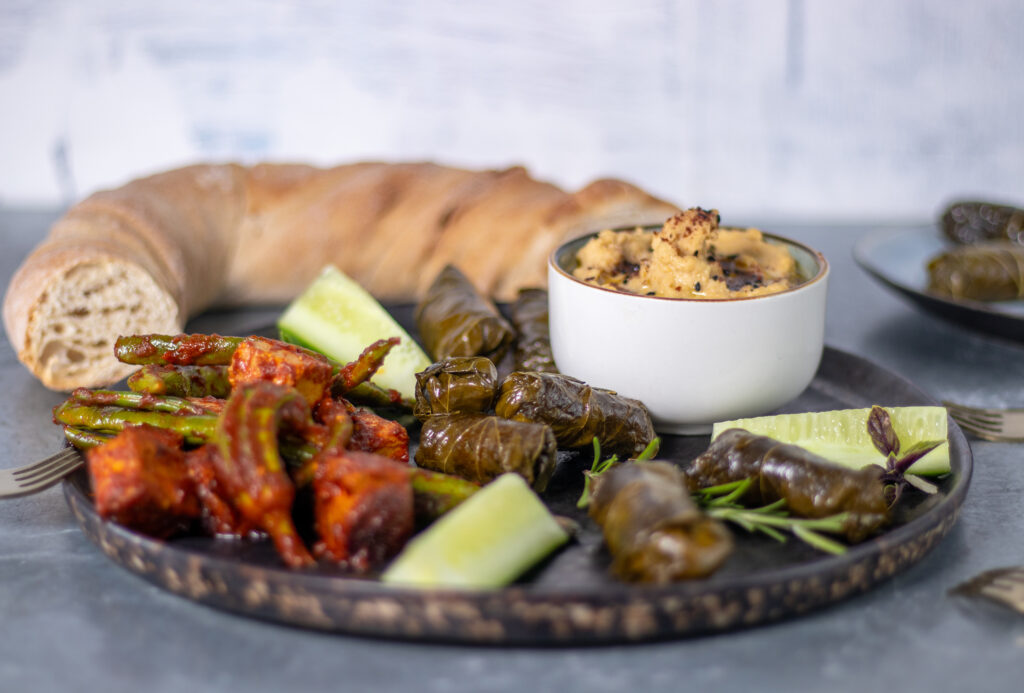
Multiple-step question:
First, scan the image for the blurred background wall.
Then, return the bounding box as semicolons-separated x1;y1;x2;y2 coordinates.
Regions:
0;0;1021;222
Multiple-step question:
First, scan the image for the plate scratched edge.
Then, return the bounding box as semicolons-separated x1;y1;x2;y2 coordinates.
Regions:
61;345;972;645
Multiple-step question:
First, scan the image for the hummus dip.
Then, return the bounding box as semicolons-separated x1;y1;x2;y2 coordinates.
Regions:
572;208;799;299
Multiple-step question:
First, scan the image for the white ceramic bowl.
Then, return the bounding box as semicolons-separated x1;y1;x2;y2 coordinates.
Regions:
548;227;829;435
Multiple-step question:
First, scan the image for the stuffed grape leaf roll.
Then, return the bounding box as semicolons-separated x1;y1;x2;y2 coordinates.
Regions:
941;200;1024;246
414;414;557;491
686;428;889;542
495;371;655;457
926;242;1024;301
414;265;516;361
589;461;732;583
413;357;499;420
510;288;558;373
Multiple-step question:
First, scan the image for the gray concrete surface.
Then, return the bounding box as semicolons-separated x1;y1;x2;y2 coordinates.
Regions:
1;209;1023;692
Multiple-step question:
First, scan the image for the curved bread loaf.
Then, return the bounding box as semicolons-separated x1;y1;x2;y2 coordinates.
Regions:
3;162;678;390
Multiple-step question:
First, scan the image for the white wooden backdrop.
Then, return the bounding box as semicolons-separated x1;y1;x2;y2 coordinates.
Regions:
1;0;1021;221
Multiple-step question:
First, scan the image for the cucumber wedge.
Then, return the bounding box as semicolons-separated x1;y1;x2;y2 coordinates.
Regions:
382;473;569;589
711;406;950;475
277;265;431;401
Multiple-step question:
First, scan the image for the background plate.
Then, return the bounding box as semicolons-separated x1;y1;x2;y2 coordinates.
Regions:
62;335;972;645
854;225;1024;341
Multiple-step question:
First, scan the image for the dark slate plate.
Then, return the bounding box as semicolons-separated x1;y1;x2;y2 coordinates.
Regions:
854;225;1024;341
62;333;971;644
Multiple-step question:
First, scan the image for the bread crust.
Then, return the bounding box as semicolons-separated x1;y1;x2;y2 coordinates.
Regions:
3;162;678;390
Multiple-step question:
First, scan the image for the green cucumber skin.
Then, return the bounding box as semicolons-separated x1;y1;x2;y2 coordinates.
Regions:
277;286;429;401
381;474;568;589
277;327;317;352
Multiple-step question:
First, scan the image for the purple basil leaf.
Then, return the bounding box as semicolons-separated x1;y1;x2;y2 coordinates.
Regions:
892;439;945;474
867;406;900;457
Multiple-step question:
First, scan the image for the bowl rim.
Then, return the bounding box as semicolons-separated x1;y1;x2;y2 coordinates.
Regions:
548;224;830;303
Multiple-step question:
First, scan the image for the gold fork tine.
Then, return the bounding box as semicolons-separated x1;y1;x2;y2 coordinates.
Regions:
952;567;1024;614
19;458;85;492
943;401;1024;416
942;401;1003;422
949;410;1001;426
946;410;998;429
948;416;1024;442
0;447;85;499
13;448;82;482
942;401;1024;442
948;414;1001;436
944;407;999;438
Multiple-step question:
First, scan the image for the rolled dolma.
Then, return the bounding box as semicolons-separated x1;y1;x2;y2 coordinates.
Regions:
941;200;1024;245
926;242;1024;301
414;414;557;491
686;429;889;542
495;371;655;457
414;265;516;361
510;288;558;373
589;461;732;583
413;357;499;421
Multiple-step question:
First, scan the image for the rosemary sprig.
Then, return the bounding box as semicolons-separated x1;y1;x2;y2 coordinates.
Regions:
705;505;850;555
696;477;753;505
695;477;850;555
576;437;660;509
576;439;617;509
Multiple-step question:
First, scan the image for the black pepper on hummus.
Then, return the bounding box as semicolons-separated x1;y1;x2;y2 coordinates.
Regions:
572;208;800;299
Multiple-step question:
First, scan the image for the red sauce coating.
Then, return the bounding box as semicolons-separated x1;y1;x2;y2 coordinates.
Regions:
349;408;410;464
313;449;414;572
164;334;237;365
86;426;200;538
214;382;316;567
228;336;333;406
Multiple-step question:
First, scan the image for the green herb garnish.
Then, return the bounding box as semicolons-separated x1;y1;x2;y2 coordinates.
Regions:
695;480;850;555
867;405;944;503
576;437;660;509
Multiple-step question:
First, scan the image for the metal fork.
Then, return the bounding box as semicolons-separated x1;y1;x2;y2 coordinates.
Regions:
942;401;1024;442
952;566;1024;615
0;447;84;498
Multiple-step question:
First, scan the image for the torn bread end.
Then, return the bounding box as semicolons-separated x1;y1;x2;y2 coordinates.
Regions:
23;260;180;390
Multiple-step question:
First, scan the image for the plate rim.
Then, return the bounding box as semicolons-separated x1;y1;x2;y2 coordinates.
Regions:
61;343;972;644
853;225;1024;339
